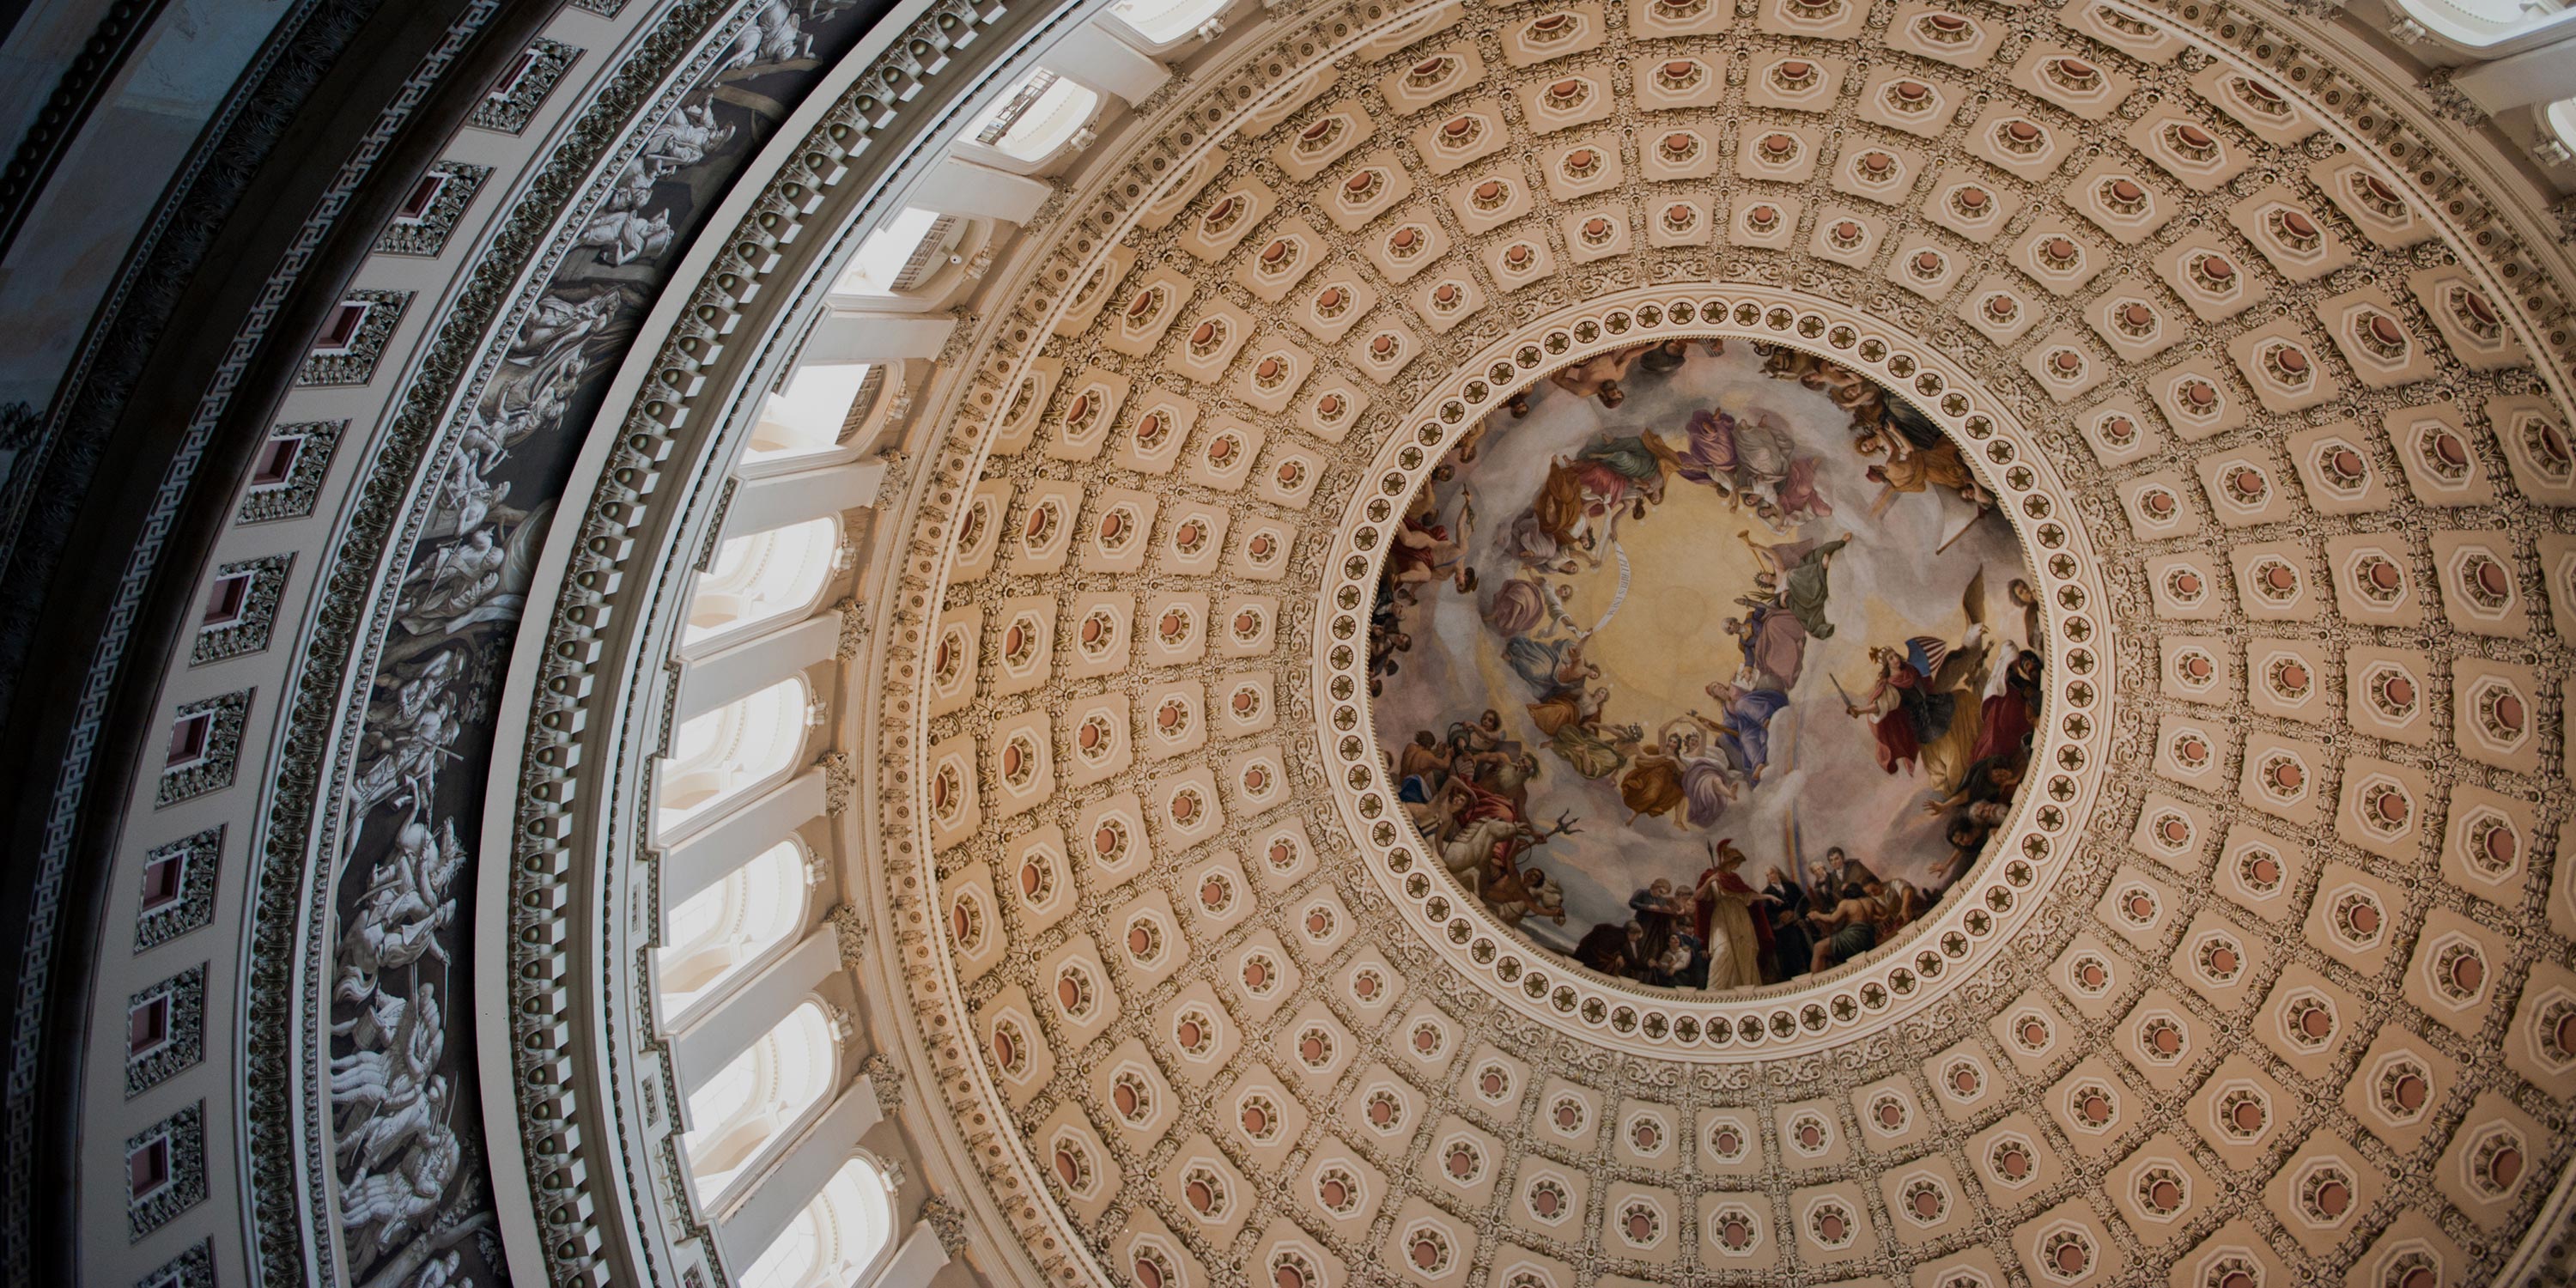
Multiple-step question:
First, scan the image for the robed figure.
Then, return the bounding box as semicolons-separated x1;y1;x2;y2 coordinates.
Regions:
1693;841;1771;991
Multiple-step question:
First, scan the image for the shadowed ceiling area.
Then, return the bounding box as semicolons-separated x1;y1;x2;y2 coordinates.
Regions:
4;0;2574;1285
877;2;2576;1285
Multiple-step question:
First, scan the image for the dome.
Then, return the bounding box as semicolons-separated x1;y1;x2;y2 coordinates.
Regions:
3;0;2574;1285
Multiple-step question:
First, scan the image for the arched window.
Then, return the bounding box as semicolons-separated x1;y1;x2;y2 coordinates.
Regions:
2385;0;2576;48
971;70;1101;162
682;1001;838;1204
659;840;809;1019
657;676;810;837
736;1157;899;1288
748;362;876;464
837;208;963;296
2421;0;2527;22
1109;0;1230;44
684;517;841;647
2546;96;2576;159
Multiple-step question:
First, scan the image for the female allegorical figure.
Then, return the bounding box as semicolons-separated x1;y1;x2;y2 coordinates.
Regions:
1969;643;2043;766
1740;532;1848;640
1850;645;1965;781
1694;841;1769;991
1670;409;1772;499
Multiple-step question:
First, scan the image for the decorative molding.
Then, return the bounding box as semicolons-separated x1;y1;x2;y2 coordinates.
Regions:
190;553;295;666
470;36;581;134
861;1145;906;1195
820;749;855;814
859;1050;904;1114
930;305;977;368
2418;69;2488;127
374;160;495;256
166;0;2576;1278
826;2;2576;1283
871;440;913;498
835;595;868;661
838;365;888;444
0;403;33;453
133;828;222;952
0;0;527;1280
1313;301;2112;1056
124;964;208;1098
691;477;739;573
2507;1162;2576;1287
294;289;413;386
133;1236;216;1288
830;902;872;967
240;1;778;1282
0;0;176;255
124;1102;205;1241
263;3;1047;1287
155;690;252;807
920;1194;969;1255
235;419;350;525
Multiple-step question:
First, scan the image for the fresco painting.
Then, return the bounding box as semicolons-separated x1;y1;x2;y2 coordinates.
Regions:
1370;339;2045;994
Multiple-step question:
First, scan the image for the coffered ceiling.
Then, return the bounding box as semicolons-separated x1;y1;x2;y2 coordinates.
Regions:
866;1;2576;1285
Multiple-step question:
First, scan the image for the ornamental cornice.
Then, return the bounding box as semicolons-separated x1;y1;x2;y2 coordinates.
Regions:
487;3;1115;1285
485;0;2576;1285
849;0;2576;1282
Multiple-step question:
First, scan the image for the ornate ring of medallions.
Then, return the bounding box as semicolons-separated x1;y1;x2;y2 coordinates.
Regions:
864;0;2576;1273
1320;290;2112;1056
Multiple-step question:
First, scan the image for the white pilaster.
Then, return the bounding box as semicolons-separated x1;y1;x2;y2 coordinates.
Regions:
660;770;828;914
912;156;1055;226
717;1079;887;1264
866;1222;953;1288
1042;24;1170;104
802;311;956;362
673;930;839;1088
2455;33;2576;111
726;460;886;536
677;615;840;723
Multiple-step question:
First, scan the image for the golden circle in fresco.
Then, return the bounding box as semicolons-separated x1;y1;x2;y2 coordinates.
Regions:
1370;337;2043;996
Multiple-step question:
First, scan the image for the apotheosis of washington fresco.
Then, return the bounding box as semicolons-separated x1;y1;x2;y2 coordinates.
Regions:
1370;337;2045;995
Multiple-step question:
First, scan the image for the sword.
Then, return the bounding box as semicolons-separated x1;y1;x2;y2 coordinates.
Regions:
1829;671;1860;715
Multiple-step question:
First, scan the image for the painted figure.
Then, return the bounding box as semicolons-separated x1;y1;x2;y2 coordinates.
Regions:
1693;841;1769;991
1722;602;1809;690
1370;337;2032;994
1547;342;1656;406
1741;531;1849;638
1619;735;1688;826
